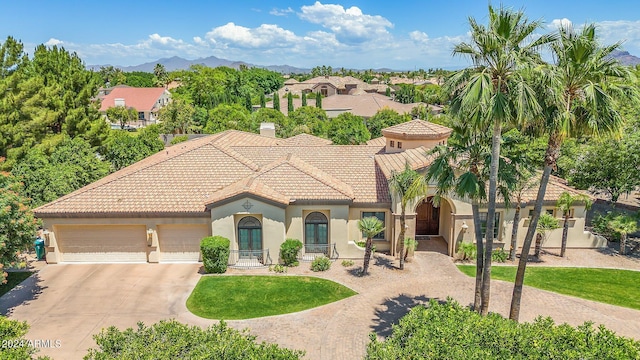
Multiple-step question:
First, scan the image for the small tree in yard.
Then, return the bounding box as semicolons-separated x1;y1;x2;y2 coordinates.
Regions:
0;317;40;359
200;236;230;273
315;92;322;108
106;105;138;129
273;92;280;111
280;239;302;266
287;92;294;113
556;191;592;257
608;213;638;255
534;213;560;258
358;216;385;275
301;92;307;106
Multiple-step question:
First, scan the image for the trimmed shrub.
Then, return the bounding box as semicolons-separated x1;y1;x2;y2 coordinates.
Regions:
458;242;476;260
492;248;508;263
341;260;355;267
280;239;303;266
311;256;331;272
169;134;189;145
201;236;230;274
367;299;640;359
269;264;287;273
0;316;39;359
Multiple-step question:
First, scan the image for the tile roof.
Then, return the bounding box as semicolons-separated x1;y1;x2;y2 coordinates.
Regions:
366;137;386;146
519;174;593;203
382;119;453;139
99;87;168;112
281;133;333;146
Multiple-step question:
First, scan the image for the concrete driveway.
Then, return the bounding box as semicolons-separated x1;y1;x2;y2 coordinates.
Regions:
1;264;202;359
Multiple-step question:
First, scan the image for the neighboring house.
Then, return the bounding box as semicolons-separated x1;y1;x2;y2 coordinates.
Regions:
263;92;439;118
100;87;171;128
34;120;603;264
281;76;392;97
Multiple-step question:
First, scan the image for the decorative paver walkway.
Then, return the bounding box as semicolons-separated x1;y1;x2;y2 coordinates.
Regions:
3;246;640;359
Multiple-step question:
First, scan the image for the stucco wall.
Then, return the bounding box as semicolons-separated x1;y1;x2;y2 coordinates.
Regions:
348;207;391;255
384;137;447;154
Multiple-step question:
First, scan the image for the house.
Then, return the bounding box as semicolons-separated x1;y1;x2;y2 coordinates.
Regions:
281;76;391;97
34;120;604;264
100;87;171;128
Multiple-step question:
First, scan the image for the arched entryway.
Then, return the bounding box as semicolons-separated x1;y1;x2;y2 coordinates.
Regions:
416;197;440;237
238;216;262;257
305;212;328;253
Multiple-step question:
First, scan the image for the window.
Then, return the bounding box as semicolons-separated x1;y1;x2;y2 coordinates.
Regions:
138;112;145;120
528;208;556;218
362;212;385;240
305;212;328;253
237;216;262;257
479;212;500;240
390;140;395;148
397;141;403;149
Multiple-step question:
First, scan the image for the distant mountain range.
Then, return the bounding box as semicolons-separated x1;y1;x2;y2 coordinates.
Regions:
88;50;640;74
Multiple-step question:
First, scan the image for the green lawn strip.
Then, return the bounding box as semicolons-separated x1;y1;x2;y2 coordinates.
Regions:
187;275;357;320
457;265;640;310
0;271;33;297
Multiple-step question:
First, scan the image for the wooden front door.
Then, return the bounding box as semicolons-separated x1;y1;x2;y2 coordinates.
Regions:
416;197;440;236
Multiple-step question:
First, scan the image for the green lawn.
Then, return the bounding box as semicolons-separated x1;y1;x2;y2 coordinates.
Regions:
457;265;640;310
186;275;357;319
0;271;33;297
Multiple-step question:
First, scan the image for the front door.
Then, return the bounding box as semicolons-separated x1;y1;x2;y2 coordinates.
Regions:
416;197;440;236
238;216;262;258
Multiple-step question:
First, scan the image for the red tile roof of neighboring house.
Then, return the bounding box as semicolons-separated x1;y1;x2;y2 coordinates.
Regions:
99;87;167;112
382;119;453;139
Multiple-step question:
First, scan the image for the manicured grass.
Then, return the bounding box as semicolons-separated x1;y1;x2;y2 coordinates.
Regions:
0;271;33;297
186;275;357;319
457;265;640;310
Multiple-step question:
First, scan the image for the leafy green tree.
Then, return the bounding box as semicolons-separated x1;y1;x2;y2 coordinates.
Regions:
0;168;38;285
607;213;638;256
327;113;370;145
315;92;322;108
388;164;428;270
556;192;592;257
124;71;155;87
251;108;288;137
510;24;637;322
85;319;303;359
366;109;409;138
358;216;385;275
101;126;164;171
260;92;266;108
205;103;253;134
0;317;41;359
287;92;294;113
153;63;168;87
273;92;280;111
98;65;126;86
450;5;552;316
394;84;416;104
12;137;110;206
106;105;138;130
287;106;328;137
158;98;196;134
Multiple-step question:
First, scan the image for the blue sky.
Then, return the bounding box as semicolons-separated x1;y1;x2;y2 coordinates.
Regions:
2;1;639;69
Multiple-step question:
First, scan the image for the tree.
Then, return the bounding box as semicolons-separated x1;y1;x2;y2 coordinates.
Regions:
366;109;409;139
0;166;38;285
98;65;126;86
506;172;537;261
273;92;280;111
0;316;41;359
327;113;370;145
394;84;416;104
385;87;391;97
153;63;168;87
388;164;428;270
556;192;592;257
510;24;637;321
205;103;253;134
607;213;638;256
106;105;138;130
260;92;266;108
450;5;552;316
301;92;307;107
358;216;385;275
287;92;294;113
86;319;303;359
252;108;289;137
101;126;164;171
315;92;322;108
124;71;155;87
287;106;329;137
158;99;196;134
533;213;560;258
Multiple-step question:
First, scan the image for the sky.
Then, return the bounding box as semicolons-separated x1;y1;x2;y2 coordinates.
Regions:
1;1;639;70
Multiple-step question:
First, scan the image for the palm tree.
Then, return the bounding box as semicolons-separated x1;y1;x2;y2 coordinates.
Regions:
534;212;560;258
509;24;637;321
388;163;428;270
556;192;592;257
448;5;552;316
608;214;638;256
358;216;385;275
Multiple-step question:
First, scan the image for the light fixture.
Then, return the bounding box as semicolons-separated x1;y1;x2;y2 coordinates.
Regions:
42;229;50;246
146;228;154;245
461;222;469;233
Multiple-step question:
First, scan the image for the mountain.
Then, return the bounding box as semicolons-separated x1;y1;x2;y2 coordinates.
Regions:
610;50;640;66
88;56;311;74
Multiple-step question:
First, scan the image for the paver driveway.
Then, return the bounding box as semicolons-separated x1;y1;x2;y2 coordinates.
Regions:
3;251;640;360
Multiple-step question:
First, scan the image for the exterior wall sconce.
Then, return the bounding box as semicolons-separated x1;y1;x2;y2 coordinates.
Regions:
42;229;51;246
147;229;154;246
461;222;469;233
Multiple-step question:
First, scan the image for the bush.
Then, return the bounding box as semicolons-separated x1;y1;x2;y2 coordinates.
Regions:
269;264;287;273
356;241;376;253
169;134;189;145
280;239;302;266
0;316;39;359
492;248;508;263
366;299;640;359
341;260;355;267
458;242;476;260
311;256;331;272
200;236;230;274
86;319;304;359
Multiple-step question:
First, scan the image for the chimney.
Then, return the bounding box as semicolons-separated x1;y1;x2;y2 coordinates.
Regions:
260;122;276;138
114;98;125;107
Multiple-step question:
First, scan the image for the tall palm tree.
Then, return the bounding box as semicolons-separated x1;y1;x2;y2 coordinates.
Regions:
556;192;592;257
608;213;638;256
388;163;428;270
509;24;637;321
358;216;385;275
448;5;552;315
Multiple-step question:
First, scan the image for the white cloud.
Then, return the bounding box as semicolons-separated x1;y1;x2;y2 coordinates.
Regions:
595;20;640;49
204;22;299;48
298;2;393;44
270;7;294;16
549;18;573;30
44;38;63;46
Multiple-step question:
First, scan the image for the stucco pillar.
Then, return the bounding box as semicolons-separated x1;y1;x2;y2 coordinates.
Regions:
147;225;159;263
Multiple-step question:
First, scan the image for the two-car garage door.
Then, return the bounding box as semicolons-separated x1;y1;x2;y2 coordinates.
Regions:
157;224;210;262
55;225;148;263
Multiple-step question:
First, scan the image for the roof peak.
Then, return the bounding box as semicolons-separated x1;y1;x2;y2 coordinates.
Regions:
381;119;453;140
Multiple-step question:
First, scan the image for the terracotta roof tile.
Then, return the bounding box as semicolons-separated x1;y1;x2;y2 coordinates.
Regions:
281;133;333;146
99;87;168;112
382;119;453;139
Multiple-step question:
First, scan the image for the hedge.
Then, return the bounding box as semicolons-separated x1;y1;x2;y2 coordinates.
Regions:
200;236;230;274
280;239;302;266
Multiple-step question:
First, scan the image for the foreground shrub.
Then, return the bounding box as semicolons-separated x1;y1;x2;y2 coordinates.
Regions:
366;299;640;359
492;248;508;263
201;236;230;274
269;264;287;273
457;242;476;260
311;256;331;272
85;319;304;359
0;316;40;359
280;239;302;266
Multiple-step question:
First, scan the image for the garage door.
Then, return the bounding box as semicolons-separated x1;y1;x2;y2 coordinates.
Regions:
56;225;147;263
157;224;210;262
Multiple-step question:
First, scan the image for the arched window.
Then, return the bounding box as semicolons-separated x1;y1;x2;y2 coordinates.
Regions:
305;212;328;252
238;216;262;256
